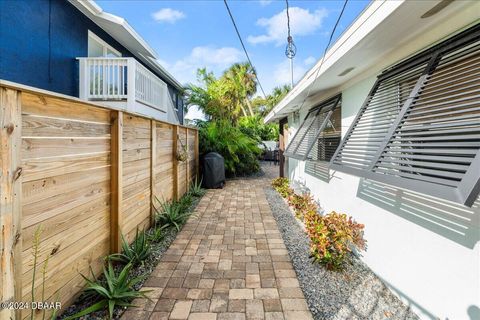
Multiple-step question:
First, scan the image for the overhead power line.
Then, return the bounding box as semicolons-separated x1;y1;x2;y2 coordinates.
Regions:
295;0;349;112
223;0;267;98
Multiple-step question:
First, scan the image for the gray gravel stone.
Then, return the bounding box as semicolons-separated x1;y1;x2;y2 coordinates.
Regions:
264;186;419;320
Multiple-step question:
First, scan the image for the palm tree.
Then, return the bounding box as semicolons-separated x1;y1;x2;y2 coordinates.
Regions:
252;85;291;116
185;68;244;124
224;62;257;117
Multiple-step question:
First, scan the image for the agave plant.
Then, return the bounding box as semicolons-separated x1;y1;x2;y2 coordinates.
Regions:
109;229;151;266
66;262;148;319
154;197;190;231
189;177;205;197
178;193;194;212
147;224;167;243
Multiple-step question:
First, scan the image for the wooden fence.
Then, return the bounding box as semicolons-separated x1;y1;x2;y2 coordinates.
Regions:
0;82;199;319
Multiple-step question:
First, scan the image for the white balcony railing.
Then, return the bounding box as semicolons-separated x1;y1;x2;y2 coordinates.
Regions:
77;57;167;112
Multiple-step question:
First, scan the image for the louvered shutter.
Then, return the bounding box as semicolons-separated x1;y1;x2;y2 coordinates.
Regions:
284;95;341;161
330;24;480;206
330;61;429;173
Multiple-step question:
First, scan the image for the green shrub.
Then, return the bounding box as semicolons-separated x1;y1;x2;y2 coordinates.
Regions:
199;120;261;176
109;229;151;266
66;262;148;319
304;211;366;270
238;115;279;142
154;197;190;231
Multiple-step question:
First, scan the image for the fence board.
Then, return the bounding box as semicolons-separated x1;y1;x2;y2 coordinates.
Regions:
19;92;111;319
122;114;152;241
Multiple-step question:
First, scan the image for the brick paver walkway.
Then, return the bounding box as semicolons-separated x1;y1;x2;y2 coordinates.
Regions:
122;167;313;320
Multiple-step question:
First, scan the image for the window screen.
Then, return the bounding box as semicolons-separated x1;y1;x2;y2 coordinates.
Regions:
311;106;342;162
284;95;341;161
330;24;480;206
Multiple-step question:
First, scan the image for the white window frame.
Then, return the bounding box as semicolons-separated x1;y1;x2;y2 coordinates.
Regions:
88;30;122;57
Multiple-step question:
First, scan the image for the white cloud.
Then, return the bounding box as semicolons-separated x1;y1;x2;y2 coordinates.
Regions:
152;8;186;23
159;46;244;120
157;46;244;85
248;7;328;46
304;56;316;65
185;105;206;121
259;0;272;6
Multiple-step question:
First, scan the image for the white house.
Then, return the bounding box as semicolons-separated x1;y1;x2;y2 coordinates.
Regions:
265;1;480;319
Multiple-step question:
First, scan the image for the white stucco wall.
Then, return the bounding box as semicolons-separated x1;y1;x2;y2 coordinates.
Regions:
286;75;480;320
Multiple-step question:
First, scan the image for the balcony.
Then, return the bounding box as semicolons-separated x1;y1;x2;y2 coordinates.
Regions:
77;57;169;117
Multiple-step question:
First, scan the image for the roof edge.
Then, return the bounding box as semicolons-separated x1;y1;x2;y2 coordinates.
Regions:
70;0;184;91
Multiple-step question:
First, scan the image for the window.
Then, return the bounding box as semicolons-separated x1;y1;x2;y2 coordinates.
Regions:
314;106;341;162
284;95;341;161
330;24;480;207
88;31;121;57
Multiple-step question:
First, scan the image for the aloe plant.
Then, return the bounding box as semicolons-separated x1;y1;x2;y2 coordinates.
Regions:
189;177;205;197
154;197;190;231
109;229;151;266
66;262;148;319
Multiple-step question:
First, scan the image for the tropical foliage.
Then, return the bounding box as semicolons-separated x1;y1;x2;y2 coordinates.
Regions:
238;114;279;142
272;177;367;271
185;62;259;124
271;177;294;198
198;120;261;176
252;84;291;116
186;62;291;176
305;211;366;270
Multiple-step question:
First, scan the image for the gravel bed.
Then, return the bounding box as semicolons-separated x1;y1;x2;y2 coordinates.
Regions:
264;186;419;320
59;195;203;320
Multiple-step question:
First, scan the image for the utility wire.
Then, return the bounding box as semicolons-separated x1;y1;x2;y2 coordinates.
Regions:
286;0;291;39
223;0;267;98
294;0;349;112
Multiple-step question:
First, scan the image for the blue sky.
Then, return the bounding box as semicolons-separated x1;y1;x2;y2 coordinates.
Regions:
97;0;370;118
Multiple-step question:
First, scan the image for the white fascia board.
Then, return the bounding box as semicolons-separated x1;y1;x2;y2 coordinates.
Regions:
264;0;404;124
72;0;158;58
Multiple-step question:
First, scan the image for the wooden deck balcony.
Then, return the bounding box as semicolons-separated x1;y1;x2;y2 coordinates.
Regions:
77;57;168;116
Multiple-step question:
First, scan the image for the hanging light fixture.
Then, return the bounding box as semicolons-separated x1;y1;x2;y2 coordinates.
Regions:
285;36;296;59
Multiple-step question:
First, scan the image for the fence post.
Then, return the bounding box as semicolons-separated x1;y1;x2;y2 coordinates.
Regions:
150;120;157;225
186;129;189;189
195;130;199;179
172;125;179;201
0;87;22;320
110;111;123;253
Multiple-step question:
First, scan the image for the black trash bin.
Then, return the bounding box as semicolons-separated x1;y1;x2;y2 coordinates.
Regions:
202;152;226;189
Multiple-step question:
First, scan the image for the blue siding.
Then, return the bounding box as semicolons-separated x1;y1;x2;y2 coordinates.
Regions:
0;0;183;119
0;0;131;96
